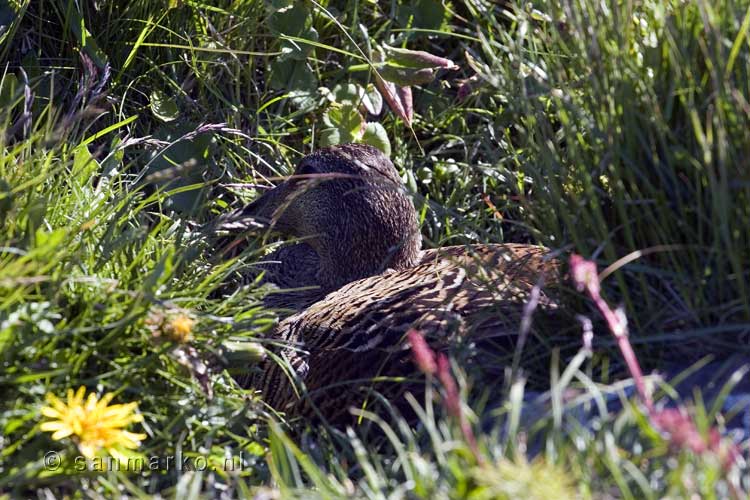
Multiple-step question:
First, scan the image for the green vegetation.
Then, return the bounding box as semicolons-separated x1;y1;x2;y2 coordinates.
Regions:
1;0;748;497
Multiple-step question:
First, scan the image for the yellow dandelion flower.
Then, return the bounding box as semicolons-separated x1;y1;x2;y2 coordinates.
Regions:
165;313;194;343
40;386;146;459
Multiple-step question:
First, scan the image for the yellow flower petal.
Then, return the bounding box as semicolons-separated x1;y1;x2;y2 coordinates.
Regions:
40;406;62;419
99;392;116;407
120;431;147;445
45;393;68;413
40;421;67;432
51;428;74;440
78;442;97;459
72;386;87;406
39;387;146;460
85;393;98;413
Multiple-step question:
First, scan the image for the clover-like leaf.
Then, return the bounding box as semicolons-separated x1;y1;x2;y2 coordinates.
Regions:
328;83;365;106
150;90;179;122
269;59;317;93
396;0;451;31
269;3;311;37
269;3;318;61
320;105;364;147
363;84;383;115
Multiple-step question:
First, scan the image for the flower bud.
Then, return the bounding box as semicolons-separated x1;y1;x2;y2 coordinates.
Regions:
378;64;436;86
383;44;458;70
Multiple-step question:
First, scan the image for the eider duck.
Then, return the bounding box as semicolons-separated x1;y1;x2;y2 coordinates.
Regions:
219;144;563;422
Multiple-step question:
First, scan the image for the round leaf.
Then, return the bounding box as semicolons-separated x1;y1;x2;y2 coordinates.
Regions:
150;90;179;122
320;105;365;146
329;83;365;106
362;122;391;156
363;84;383;115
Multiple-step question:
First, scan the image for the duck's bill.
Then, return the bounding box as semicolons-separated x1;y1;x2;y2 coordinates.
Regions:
210;180;294;235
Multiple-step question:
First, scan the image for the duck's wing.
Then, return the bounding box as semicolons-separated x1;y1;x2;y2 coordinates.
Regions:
253;243;563;420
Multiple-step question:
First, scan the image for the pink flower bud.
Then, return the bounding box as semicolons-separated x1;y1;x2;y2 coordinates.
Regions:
407;329;437;375
569;254;600;296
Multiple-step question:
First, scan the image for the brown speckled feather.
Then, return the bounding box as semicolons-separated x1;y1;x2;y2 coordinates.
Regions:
256;243;560;421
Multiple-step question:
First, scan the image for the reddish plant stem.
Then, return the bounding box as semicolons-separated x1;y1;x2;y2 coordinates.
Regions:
569;254;652;409
569;254;740;472
408;329;483;464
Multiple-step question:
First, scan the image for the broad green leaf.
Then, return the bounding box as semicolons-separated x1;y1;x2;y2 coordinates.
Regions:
322;105;364;140
66;5;108;69
269;3;318;60
150;90;180;122
73;145;99;181
319;127;342;148
396;0;451;32
362;122;391;156
34;227;67;250
328;83;384;116
269;59;316;93
282;28;318;61
363;84;383;115
328;83;364;106
269;3;311;36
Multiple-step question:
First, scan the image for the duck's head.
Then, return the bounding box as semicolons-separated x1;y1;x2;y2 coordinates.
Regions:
241;144;422;290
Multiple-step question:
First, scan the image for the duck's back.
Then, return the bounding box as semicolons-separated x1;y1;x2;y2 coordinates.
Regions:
252;243;563;422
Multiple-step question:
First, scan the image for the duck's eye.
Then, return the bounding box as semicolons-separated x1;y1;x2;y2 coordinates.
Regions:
297;162;316;176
